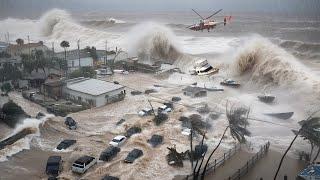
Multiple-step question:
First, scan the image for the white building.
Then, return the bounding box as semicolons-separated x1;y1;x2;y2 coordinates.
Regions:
64;78;126;107
55;50;94;72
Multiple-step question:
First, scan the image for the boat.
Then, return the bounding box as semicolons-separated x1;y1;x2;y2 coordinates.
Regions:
264;112;294;120
196;83;224;91
258;94;275;103
220;79;241;87
191;59;219;76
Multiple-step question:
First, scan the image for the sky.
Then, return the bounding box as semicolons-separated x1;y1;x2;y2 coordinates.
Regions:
0;0;320;18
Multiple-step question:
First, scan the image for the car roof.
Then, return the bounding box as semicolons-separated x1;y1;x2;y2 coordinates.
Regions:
74;155;94;164
47;156;61;163
113;135;126;140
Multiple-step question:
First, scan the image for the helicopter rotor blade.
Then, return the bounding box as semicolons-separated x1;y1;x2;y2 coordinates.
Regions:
205;9;223;20
192;9;205;20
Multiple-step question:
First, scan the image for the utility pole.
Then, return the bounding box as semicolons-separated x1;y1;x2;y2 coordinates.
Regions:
77;39;81;68
27;35;30;56
105;40;108;66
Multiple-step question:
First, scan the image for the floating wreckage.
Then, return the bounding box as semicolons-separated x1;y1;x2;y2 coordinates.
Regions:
189;59;219;76
258;94;275;103
166;145;189;167
220;79;241;88
264;112;294;120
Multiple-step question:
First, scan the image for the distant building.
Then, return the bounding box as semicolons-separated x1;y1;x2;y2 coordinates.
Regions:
297;163;320;180
0;42;9;52
55;50;94;72
0;57;22;69
7;42;49;57
182;86;207;98
63;77;126;107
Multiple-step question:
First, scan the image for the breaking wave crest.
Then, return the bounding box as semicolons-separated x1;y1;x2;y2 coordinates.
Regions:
125;22;183;64
234;37;320;90
278;39;320;60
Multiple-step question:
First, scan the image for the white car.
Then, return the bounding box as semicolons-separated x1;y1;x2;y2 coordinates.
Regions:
181;128;191;136
138;108;153;117
158;105;172;114
72;155;97;174
109;135;127;147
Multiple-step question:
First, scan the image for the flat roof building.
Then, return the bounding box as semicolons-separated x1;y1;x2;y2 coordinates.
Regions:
64;78;126;107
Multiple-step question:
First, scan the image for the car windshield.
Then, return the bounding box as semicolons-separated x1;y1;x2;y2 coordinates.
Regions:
73;163;84;168
112;138;121;142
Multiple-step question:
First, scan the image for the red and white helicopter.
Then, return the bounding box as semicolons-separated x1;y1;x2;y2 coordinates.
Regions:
187;9;232;32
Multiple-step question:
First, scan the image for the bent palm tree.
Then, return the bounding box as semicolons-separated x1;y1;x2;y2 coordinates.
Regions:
274;117;320;180
199;102;251;180
60;41;70;77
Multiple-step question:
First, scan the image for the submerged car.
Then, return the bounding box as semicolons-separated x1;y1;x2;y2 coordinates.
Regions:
72;155;97;174
102;175;120;180
147;135;163;147
56;139;76;150
124;149;143;163
46;156;63;177
65;117;77;130
220;79;241;88
109;135;126;147
138;108;153;117
158;105;172;114
99;146;121;161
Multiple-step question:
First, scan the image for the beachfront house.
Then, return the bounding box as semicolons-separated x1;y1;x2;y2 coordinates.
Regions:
55;50;94;73
63;77;126;107
182;86;207;98
6;42;49;57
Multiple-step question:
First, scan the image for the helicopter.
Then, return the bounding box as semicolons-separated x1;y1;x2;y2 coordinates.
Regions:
187;9;232;32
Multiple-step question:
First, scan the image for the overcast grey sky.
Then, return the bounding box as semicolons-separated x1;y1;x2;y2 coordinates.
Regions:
1;0;320;18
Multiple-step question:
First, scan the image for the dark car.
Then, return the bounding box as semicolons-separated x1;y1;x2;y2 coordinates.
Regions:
65;117;77;130
125;126;141;138
36;112;45;119
99;146;120;161
147;135;163;148
46;156;62;177
124;149;143;163
56;139;77;150
102;175;119;180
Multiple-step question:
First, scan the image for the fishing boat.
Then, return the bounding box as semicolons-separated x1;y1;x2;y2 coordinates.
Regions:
264;112;294;120
258;94;275;103
220;79;241;87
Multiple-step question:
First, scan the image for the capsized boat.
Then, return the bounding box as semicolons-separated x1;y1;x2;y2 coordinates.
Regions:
264;112;294;120
258;94;275;103
220;79;241;88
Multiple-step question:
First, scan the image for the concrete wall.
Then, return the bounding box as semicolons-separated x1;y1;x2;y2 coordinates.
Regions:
68;57;93;72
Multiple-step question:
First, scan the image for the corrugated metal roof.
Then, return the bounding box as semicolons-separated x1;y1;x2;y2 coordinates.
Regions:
299;164;320;177
67;78;124;96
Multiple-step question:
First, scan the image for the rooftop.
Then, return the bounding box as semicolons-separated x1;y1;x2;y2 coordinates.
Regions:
299;164;320;177
66;78;124;96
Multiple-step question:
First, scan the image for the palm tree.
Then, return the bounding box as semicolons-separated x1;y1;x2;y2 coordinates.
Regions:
274;116;320;180
60;41;70;77
16;38;24;45
199;103;250;180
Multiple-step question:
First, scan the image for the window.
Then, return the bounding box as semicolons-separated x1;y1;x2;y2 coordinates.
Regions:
78;96;82;101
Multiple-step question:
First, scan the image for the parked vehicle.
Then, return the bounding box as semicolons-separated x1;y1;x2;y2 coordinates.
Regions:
220;79;241;87
99;146;121;161
56;139;76;150
102;175;120;180
147;135;163;147
124;149;143;163
138;108;153;117
65;117;77;130
158;105;172;114
46;156;63;177
125;126;142;138
72;155;97;174
109;135;126;147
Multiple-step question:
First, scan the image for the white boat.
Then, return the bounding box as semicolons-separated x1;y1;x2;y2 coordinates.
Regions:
191;59;219;76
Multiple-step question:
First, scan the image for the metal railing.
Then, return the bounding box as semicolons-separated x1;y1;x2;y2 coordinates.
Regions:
228;142;270;180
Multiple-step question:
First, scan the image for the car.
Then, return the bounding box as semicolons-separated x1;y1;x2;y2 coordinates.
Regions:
56;139;76;150
158;105;172;114
147;135;163;147
72;155;97;174
124;149;143;163
64;117;77;130
125;126;142;138
46;156;63;177
109;135;126;147
138;108;153;117
102;175;120;180
181;128;191;136
99;146;121;161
